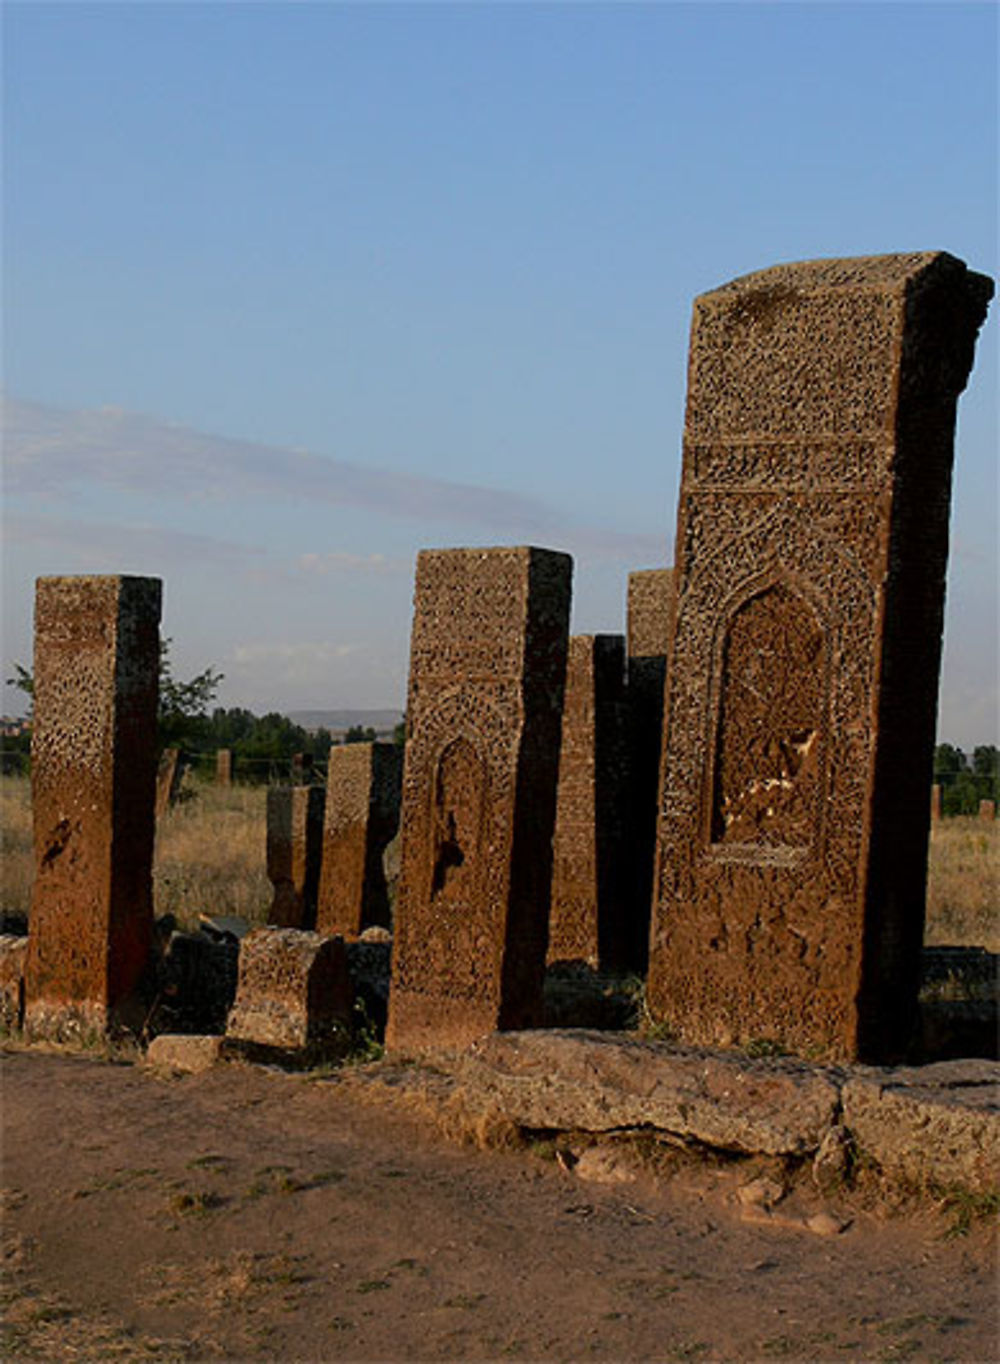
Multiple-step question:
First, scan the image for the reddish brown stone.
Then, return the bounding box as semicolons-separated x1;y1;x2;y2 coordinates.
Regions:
226;927;352;1050
316;742;402;938
930;783;942;823
386;546;571;1053
215;748;233;786
648;253;993;1063
266;786;324;928
625;568;675;971
25;575;162;1041
979;799;996;822
548;635;630;971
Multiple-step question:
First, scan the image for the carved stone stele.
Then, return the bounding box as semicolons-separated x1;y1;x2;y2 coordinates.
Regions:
25;575;162;1041
386;546;571;1053
647;253;993;1062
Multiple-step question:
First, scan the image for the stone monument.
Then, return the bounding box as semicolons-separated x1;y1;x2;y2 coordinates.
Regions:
647;253;993;1062
386;546;572;1052
25;575;162;1040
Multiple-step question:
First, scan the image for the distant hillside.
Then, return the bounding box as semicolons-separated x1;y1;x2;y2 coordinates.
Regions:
285;709;403;734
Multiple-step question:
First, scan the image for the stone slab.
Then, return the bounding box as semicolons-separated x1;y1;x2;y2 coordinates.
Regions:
145;1033;227;1074
842;1060;1000;1193
226;927;352;1050
459;1029;841;1155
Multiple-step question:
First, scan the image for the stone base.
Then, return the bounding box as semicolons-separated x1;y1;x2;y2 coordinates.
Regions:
226;928;353;1050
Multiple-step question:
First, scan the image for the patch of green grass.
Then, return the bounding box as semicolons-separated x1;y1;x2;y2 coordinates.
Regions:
744;1037;789;1059
186;1153;230;1171
937;1187;999;1238
355;1278;391;1294
168;1189;226;1217
443;1292;486;1309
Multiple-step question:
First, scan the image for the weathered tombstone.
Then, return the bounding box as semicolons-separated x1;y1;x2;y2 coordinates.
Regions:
25;575;162;1040
979;799;996;822
215;748;233;786
647;253;992;1063
266;786;324;929
626;568;675;970
291;751;313;784
155;747;183;818
316;742;403;937
386;546;572;1052
930;783;942;822
548;635;630;971
226;927;352;1051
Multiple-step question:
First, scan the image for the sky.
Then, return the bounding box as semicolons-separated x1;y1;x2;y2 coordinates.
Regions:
2;1;997;746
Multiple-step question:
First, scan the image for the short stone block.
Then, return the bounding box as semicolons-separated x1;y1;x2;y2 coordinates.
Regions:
267;786;324;929
316;742;402;937
146;1033;227;1074
226;927;353;1050
843;1060;1000;1194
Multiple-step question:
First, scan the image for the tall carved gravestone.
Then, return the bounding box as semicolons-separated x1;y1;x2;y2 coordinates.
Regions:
548;635;630;971
626;569;675;971
25;575;162;1040
386;546;572;1052
647;253;992;1062
316;741;403;937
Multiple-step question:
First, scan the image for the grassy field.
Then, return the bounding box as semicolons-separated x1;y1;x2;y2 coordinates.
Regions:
1;774;997;950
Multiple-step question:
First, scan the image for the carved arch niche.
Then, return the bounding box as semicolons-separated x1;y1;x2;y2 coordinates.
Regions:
429;735;487;904
709;580;826;853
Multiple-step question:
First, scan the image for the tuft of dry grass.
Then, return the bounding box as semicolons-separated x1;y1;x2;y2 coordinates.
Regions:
925;816;999;952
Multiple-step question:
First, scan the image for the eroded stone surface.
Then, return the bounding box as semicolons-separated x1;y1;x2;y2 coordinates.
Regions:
459;1029;841;1155
215;749;233;786
548;636;629;971
316;742;402;937
648;253;993;1062
25;575;162;1041
226;927;352;1050
843;1060;1000;1193
266;786;324;929
386;546;571;1053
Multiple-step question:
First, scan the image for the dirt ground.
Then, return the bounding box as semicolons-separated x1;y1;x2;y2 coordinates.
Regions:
1;1047;996;1363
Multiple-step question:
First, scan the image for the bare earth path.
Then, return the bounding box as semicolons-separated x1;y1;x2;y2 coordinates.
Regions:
2;1048;996;1363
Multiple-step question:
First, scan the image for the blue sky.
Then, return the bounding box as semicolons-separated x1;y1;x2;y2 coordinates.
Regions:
2;1;996;744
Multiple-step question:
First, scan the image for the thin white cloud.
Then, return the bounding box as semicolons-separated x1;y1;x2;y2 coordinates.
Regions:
3;512;266;567
2;394;669;562
297;551;397;575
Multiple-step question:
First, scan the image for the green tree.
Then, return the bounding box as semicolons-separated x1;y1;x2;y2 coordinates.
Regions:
344;724;377;744
157;639;224;751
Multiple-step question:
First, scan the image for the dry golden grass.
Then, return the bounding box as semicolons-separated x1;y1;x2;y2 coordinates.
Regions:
1;774;270;931
926;815;999;952
2;774;997;950
153;779;271;930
